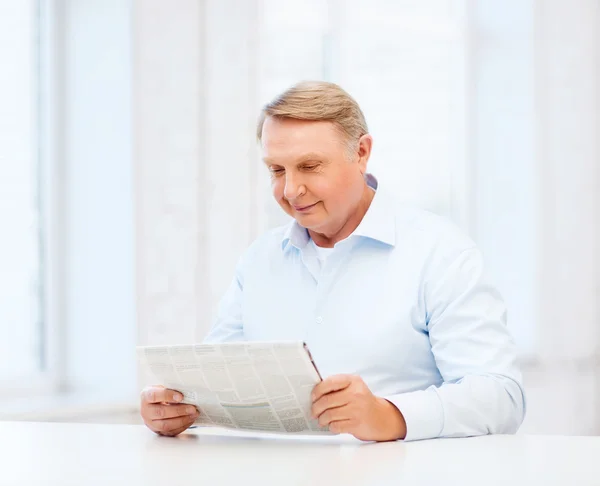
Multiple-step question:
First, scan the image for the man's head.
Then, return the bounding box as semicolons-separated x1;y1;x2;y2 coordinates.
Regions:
257;81;373;243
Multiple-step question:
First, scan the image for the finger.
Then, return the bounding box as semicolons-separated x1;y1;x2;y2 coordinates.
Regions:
312;375;354;403
153;413;198;436
156;418;196;437
160;421;195;437
328;420;353;435
148;403;198;421
142;386;184;404
318;406;351;427
312;390;350;418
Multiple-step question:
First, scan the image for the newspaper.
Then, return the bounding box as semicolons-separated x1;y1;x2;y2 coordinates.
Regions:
137;341;331;434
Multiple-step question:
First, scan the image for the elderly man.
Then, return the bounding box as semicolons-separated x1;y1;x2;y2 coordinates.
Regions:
140;81;526;442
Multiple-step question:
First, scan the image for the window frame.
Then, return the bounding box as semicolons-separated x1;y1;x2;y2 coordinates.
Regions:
0;0;64;398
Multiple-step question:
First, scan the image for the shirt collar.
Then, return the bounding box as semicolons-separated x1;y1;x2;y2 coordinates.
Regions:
351;174;396;246
281;173;396;251
281;218;311;251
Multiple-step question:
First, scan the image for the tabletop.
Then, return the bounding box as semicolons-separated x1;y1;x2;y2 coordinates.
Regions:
2;421;599;485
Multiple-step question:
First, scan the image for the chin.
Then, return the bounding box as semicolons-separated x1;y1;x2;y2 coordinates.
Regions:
293;213;313;223
295;215;326;231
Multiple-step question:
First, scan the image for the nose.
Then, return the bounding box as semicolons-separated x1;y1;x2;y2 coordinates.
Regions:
283;173;305;201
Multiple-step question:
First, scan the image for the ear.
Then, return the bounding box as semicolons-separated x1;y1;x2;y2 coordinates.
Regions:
356;134;373;174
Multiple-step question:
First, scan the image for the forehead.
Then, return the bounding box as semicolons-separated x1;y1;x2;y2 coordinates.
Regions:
261;117;346;160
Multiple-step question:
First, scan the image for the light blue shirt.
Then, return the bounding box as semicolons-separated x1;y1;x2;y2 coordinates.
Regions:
204;174;526;441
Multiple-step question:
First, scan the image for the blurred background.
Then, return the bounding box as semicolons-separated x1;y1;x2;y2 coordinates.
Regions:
0;0;598;435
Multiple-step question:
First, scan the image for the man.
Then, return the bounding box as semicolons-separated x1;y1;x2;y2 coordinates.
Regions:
140;81;526;441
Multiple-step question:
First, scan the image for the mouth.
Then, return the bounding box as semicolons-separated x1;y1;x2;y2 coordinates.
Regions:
293;202;319;212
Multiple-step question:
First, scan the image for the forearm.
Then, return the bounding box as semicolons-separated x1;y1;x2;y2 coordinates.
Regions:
386;374;525;441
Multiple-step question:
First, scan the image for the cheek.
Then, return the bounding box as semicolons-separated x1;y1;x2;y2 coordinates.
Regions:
313;181;343;206
319;184;357;216
271;178;285;202
307;179;329;200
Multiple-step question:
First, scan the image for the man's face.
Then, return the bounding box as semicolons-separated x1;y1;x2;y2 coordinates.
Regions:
261;116;369;235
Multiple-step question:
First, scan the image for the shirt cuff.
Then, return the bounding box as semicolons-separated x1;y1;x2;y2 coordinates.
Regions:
385;388;444;441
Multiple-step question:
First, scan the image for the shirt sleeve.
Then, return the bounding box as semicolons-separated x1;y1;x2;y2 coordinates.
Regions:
202;256;246;343
385;246;526;441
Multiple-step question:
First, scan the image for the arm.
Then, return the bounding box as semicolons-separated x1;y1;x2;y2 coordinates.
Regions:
385;247;526;441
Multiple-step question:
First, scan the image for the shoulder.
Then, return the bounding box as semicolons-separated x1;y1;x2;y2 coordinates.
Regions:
387;204;490;301
238;221;292;265
389;200;479;271
398;204;475;249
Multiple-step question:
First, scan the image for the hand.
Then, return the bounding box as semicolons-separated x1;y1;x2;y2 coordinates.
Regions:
311;374;407;442
140;385;200;436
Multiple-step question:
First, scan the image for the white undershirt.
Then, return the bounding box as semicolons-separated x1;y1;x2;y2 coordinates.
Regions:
309;239;336;268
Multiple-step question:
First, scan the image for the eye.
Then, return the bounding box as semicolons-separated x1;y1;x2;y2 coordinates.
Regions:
302;164;320;171
269;167;285;176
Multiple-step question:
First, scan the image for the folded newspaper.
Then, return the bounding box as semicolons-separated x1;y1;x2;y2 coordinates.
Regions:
137;341;331;434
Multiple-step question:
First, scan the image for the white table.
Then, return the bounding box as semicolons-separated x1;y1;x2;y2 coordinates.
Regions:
2;421;599;485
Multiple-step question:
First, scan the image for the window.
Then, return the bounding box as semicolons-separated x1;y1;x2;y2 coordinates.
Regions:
0;1;46;384
1;0;136;406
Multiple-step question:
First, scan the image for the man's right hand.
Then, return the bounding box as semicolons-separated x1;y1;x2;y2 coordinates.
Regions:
140;385;200;436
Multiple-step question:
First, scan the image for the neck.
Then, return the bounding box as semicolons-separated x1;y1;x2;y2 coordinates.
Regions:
308;183;375;248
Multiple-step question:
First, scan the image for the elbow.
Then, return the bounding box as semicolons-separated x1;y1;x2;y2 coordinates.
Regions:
437;374;526;438
510;383;527;434
494;375;526;435
467;374;526;436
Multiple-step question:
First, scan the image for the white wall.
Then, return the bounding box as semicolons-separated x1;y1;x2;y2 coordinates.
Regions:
62;0;136;399
534;0;599;363
133;0;209;347
470;0;538;353
520;0;600;434
134;0;262;347
471;0;600;435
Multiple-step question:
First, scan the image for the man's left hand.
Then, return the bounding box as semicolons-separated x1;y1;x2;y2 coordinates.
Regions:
311;374;407;442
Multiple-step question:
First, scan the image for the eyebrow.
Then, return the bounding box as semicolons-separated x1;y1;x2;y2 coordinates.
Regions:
263;153;325;165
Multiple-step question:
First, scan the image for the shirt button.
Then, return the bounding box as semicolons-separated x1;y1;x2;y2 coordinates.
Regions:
315;316;323;324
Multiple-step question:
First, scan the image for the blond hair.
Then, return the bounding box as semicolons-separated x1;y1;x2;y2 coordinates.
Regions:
256;81;368;150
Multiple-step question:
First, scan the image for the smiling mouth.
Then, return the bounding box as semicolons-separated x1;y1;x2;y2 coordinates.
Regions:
293;202;318;212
